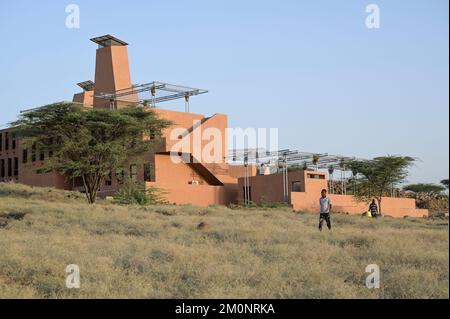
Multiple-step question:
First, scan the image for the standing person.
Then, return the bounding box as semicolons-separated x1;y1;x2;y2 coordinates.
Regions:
369;199;379;218
319;189;332;231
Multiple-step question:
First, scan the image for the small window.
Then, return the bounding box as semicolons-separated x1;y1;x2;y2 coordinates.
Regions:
39;150;45;161
7;158;12;177
22;149;28;163
130;164;137;181
105;171;112;186
116;169;125;184
5;132;9;151
292;181;302;192
13;157;18;176
31;143;36;162
0;159;4;178
0;133;2;151
307;173;325;179
48;138;54;157
144;162;155;182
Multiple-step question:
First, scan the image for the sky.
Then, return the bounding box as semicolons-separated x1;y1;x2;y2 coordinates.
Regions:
0;0;448;184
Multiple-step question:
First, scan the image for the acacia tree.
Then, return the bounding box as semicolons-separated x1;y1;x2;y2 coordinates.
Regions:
403;183;445;195
13;103;171;203
312;154;320;171
441;179;449;190
348;156;415;215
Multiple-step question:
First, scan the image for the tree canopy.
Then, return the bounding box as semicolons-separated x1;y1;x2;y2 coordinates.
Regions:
13;103;171;203
441;179;449;190
348;156;415;214
403;183;445;195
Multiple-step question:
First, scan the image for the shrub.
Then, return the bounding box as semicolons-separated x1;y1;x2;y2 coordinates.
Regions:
114;179;165;206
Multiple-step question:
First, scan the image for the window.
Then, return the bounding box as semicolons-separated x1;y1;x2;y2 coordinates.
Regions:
48;138;54;157
0;159;4;178
0;133;2;151
13;157;18;176
307;173;325;179
7;158;12;177
292;181;302;192
116;169;125;184
11;132;16;150
22;149;28;163
144;163;155;182
31;144;36;162
5;132;9;150
105;171;112;186
39;150;45;161
130;164;137;181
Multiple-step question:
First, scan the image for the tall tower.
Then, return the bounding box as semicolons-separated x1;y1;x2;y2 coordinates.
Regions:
90;35;138;109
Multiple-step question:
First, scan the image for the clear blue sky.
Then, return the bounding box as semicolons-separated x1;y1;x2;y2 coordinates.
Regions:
0;0;448;184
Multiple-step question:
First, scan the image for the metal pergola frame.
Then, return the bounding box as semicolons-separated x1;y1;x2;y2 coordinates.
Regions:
93;81;208;112
227;148;362;169
228;148;367;205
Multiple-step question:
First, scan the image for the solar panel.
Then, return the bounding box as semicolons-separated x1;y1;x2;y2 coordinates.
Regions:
90;35;128;47
76;80;94;91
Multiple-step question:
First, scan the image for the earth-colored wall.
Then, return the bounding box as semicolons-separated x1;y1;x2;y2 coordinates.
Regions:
72;91;94;107
147;181;238;206
93;45;138;109
291;192;428;218
238;170;428;218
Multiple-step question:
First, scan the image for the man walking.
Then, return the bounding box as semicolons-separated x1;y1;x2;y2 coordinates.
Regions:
369;199;379;218
319;189;332;231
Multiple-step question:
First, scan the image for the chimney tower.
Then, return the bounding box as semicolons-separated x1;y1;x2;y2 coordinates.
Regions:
90;35;138;109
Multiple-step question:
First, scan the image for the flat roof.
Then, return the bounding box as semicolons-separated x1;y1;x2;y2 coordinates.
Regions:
90;35;128;47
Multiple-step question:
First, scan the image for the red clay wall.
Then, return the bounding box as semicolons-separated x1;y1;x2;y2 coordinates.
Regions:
237;171;309;204
291;192;428;218
93;45;138;109
72;91;94;107
146;182;237;206
156;110;229;165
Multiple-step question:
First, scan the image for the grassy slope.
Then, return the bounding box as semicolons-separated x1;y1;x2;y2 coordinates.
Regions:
0;183;448;299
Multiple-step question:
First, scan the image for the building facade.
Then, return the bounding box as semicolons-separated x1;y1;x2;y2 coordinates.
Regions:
0;35;428;217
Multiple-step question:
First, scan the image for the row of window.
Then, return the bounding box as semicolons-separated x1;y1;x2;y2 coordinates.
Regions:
22;145;52;163
0;157;19;179
0;132;17;152
73;163;156;187
102;163;155;186
0;152;155;184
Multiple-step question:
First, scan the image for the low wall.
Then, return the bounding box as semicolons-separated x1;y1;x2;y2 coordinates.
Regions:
291;192;428;218
146;182;238;207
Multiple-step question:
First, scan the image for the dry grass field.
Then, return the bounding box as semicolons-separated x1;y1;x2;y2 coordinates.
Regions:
0;182;448;299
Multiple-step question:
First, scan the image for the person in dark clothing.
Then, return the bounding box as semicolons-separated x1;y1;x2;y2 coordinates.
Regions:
369;199;379;218
319;189;332;231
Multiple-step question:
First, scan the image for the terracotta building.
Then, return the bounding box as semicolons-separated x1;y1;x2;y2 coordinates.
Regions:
0;35;428;218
